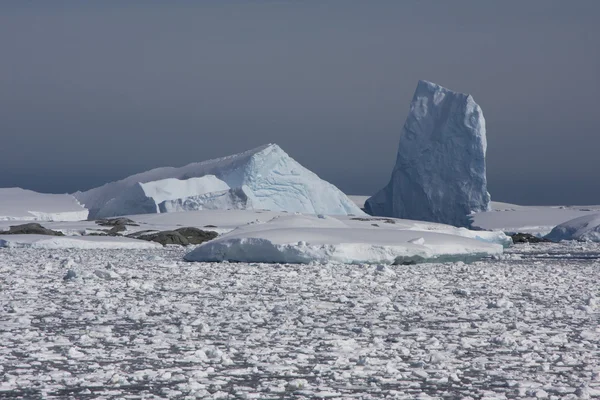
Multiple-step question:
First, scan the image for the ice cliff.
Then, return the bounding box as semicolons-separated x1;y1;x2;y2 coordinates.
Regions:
365;80;490;227
74;144;363;219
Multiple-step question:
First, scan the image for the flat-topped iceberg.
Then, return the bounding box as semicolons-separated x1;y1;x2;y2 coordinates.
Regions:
0;188;88;222
74;144;364;219
184;214;503;265
366;80;490;227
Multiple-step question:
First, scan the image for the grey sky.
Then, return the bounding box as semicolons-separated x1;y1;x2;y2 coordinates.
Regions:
1;1;598;205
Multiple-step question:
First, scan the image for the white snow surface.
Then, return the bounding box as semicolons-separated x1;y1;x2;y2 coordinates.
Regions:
0;235;161;249
546;213;600;242
74;144;363;219
184;214;503;264
472;203;600;236
366;80;490;227
0;188;88;221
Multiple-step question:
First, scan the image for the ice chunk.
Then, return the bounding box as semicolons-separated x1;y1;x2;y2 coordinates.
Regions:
184;214;502;264
75;144;363;219
545;213;600;242
366;80;490;227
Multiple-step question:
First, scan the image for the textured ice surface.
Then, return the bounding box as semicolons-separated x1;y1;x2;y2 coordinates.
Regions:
184;214;503;264
74;144;363;218
366;81;490;227
1;243;599;399
96;175;231;218
159;186;254;213
546;213;600;242
0;188;88;221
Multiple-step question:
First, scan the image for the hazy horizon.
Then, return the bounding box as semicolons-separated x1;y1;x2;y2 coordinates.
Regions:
1;1;599;205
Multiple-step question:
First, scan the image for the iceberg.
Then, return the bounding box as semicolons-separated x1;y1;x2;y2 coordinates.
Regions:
184;214;503;265
74;144;364;219
545;213;600;242
365;80;490;227
0;188;88;222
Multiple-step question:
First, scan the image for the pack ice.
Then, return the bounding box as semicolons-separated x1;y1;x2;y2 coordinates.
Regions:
366;80;490;227
74;144;363;219
0;188;88;221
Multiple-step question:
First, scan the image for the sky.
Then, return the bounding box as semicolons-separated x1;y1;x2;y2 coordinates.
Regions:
1;1;599;205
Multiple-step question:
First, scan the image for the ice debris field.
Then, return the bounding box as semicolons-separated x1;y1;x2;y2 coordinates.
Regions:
0;205;600;399
1;241;600;399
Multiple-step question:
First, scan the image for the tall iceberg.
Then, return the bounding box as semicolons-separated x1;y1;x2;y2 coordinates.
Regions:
365;80;490;227
74;144;364;219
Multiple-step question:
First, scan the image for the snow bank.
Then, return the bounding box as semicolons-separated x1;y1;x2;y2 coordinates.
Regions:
0;188;88;221
0;235;161;249
184;214;503;264
366;81;490;227
74;144;363;219
545;213;600;242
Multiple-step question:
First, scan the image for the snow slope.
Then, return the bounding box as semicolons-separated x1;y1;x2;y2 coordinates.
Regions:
0;234;161;249
184;214;503;264
74;144;363;219
0;188;88;221
366;81;490;227
545;213;600;242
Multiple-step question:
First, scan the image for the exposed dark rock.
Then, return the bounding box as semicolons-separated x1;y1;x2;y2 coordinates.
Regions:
95;218;139;227
204;225;218;228
138;231;190;246
510;233;551;244
129;227;218;246
351;217;396;224
63;270;77;280
2;223;64;236
174;227;218;245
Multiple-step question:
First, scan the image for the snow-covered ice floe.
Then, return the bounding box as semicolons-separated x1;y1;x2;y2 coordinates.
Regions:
0;188;88;221
184;214;503;264
74;143;363;218
0;234;161;249
472;201;600;236
545;213;600;242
